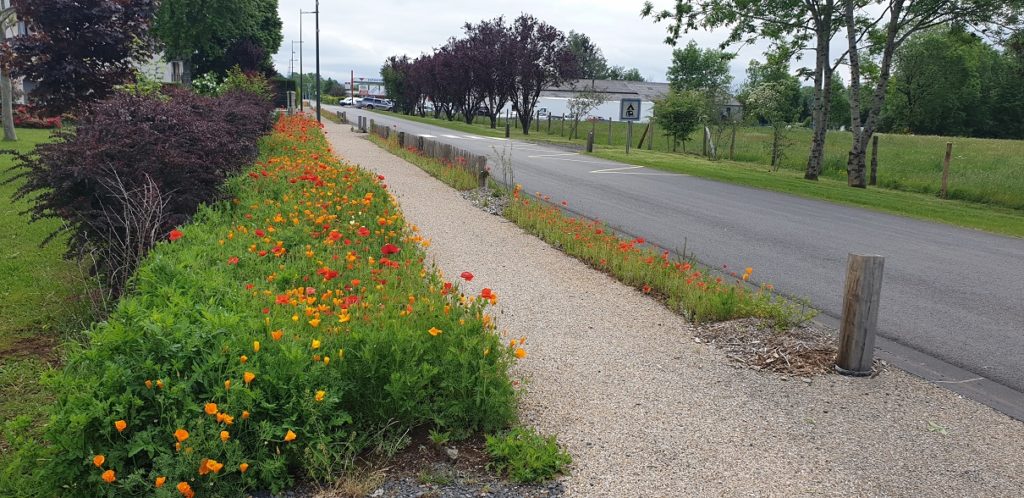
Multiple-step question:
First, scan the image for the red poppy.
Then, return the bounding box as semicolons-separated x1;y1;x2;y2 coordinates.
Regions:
357;226;370;237
168;229;183;241
480;288;494;299
255;229;266;238
460;271;474;281
381;243;400;255
227;256;239;265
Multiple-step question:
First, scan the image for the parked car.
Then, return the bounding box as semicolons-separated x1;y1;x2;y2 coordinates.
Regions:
339;97;362;106
356;97;393;111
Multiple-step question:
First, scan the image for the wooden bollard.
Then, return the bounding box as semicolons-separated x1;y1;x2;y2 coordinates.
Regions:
586;130;594;153
476;156;488;188
835;254;885;376
940;142;952;199
505;122;510;138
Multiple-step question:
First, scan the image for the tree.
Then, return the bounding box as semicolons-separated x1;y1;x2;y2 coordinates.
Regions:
666;40;733;96
1;0;158;116
654;90;705;151
606;66;647;81
507;14;580;134
463;17;516;128
643;0;842;181
841;0;1021;187
0;6;17;141
567;86;607;139
745;81;801;169
155;0;282;80
567;31;609;79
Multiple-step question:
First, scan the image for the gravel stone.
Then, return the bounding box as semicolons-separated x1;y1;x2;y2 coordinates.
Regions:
322;120;1024;497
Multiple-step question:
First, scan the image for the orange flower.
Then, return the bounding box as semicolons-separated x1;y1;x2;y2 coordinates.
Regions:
224;379;231;390
92;454;105;468
198;458;223;475
253;340;261;352
216;411;234;425
240;354;248;363
315;390;326;402
220;430;230;442
101;469;116;483
514;348;527;359
155;476;166;488
311;338;321;349
174;428;190;442
241;410;250;420
204;403;218;415
177;481;194;498
168;229;183;241
428;327;442;337
270;330;283;341
243;371;255;384
114;419;127;432
156;379;164;389
284;429;297;442
240;462;250;473
145;379;153;389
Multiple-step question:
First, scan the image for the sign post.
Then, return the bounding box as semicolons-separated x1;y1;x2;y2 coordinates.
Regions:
619;98;641;154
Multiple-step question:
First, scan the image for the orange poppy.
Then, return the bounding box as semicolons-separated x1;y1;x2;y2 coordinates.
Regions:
101;469;116;483
244;371;255;384
204;403;218;415
114;420;127;432
174;428;190;442
155;476;166;488
177;481;194;498
284;429;297;442
92;455;105;468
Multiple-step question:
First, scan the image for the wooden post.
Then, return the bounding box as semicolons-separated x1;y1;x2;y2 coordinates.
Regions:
626;121;633;155
869;135;879;186
729;125;736;160
637;122;650;148
836;254;885;376
586;130;594;153
547;114;551;134
476;157;488;188
608;118;612;145
702;126;707;157
940;142;952;199
560;116;564;136
398;131;405;147
535;110;540;133
648;120;654;150
505;122;510;138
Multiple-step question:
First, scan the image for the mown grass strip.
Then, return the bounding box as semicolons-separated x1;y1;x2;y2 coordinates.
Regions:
367;134;479;191
1;115;518;497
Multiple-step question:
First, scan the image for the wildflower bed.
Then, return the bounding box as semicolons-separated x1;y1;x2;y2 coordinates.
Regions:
2;115;517;497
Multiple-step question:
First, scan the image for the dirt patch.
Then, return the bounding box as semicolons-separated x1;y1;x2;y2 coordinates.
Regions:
0;333;60;365
694;318;847;377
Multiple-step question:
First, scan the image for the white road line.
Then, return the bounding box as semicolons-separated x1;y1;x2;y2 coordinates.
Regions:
419;134;436;138
487;137;508;141
589;165;679;176
463;135;486;140
442;134;460;139
590;166;643;173
527;152;580;158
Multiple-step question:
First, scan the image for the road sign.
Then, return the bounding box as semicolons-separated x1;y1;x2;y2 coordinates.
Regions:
620;98;641;121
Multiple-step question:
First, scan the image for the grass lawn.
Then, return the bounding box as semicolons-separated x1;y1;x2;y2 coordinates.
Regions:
371;110;1024;238
0;129;90;451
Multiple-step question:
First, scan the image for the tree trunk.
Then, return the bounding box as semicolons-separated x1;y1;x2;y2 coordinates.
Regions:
844;0;866;187
0;12;16;142
849;0;903;187
488;114;497;128
805;0;835;181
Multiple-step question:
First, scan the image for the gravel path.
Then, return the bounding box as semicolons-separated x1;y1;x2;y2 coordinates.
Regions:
322;122;1024;497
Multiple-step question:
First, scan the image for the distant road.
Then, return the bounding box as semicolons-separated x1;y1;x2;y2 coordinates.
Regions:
328;105;1024;418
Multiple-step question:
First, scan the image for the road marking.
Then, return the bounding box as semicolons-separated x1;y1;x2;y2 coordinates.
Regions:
487;137;508;141
589;166;679;176
442;134;460;139
590;166;643;173
463;135;486;140
419;134;436;138
527;152;580;158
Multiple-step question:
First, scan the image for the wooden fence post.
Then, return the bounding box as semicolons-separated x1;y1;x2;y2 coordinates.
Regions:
586;130;594;153
835;254;885;376
476;156;488;188
940;142;952;199
608;119;613;145
505;122;510;138
869;135;879;186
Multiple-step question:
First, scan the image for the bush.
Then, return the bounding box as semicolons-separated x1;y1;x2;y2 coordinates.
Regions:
5;89;274;298
0;115;518;497
486;427;572;483
11;105;62;128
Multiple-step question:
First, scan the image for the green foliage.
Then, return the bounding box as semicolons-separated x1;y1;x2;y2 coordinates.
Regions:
1;117;517;496
367;134;480;191
566;31;609;80
191;73;222;97
654;90;705;149
666;41;733;97
116;71;166;98
485;427;571;483
221;66;273;99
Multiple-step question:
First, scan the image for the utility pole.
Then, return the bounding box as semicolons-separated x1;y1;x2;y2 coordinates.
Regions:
315;0;321;123
300;9;316;111
291;40;301;105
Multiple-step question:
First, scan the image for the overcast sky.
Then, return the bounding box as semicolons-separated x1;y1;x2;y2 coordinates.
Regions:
269;0;784;87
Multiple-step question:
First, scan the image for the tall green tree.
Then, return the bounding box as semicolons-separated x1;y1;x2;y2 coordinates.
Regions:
606;65;647;81
567;31;609;79
654;90;706;151
666;40;733;96
155;0;282;80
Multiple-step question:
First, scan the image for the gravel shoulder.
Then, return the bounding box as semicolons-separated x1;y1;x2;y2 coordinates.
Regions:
322;121;1024;497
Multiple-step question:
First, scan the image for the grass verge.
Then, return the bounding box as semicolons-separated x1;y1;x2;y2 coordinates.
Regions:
370;111;1024;238
1;115;519;497
367;134;479;191
0;129;91;458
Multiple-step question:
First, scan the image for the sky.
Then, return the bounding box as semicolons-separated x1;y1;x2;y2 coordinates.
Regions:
269;0;781;87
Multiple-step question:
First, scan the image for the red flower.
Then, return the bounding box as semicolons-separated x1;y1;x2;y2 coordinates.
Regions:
460;271;474;281
168;229;183;241
255;229;266;238
275;294;290;304
227;256;239;265
357;226;371;237
480;288;494;299
381;243;400;255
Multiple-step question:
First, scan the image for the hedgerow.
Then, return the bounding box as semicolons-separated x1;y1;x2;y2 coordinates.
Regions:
0;115;518;496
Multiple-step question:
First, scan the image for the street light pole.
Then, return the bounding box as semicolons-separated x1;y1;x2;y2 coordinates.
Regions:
315;0;321;123
300;9;316;112
291;41;301;105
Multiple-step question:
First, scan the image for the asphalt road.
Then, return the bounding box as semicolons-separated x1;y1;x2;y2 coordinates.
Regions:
328;105;1024;413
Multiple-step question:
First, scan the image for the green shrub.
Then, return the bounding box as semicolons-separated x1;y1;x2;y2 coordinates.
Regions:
0;115;518;497
485;427;571;483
